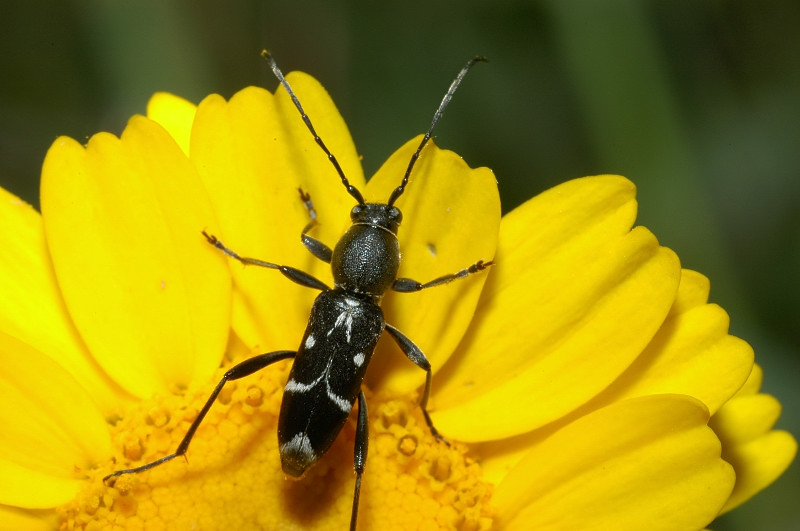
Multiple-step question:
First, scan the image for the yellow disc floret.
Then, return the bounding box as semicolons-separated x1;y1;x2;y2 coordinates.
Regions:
57;359;494;530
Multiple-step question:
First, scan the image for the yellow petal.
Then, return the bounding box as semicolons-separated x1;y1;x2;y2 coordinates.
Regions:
492;395;734;531
735;362;763;397
0;461;82;510
364;138;500;394
719;430;797;513
714;393;781;444
0;332;110;508
0;506;57;531
580;269;753;415
711;393;798;512
40;118;230;398
146;92;197;156
0;187;129;413
668;268;710;317
433;176;681;440
190;76;360;353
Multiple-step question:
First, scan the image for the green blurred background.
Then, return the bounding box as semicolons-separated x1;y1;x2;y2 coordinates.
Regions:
1;1;797;528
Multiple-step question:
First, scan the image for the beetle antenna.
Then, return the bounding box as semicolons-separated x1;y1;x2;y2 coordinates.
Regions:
262;50;366;206
387;56;487;207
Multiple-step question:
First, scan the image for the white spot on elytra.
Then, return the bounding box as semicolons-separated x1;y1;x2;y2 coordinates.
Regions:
285;370;324;393
304;334;316;349
284;378;304;392
286;376;352;413
327;298;358;342
284;340;353;413
327;386;352;413
353;352;365;367
280;433;316;461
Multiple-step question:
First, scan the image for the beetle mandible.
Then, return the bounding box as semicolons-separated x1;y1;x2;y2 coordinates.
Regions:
105;51;491;531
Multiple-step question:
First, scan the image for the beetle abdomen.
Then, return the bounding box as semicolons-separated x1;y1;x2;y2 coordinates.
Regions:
278;289;384;477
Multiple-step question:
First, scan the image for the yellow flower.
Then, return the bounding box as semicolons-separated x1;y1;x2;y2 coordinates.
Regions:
0;69;795;531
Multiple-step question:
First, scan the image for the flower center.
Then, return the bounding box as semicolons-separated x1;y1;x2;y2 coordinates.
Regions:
57;361;494;530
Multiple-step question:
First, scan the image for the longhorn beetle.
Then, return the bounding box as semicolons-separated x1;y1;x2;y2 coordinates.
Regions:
104;51;491;530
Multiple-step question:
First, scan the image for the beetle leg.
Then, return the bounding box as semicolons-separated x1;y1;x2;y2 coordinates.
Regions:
103;350;296;484
383;324;449;445
350;390;368;531
297;188;334;263
202;230;331;291
391;259;493;292
298;188;333;263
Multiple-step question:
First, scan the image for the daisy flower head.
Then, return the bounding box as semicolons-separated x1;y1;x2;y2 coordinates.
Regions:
0;53;796;531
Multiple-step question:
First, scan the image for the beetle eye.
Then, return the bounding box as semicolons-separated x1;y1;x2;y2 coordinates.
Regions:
350;205;363;220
